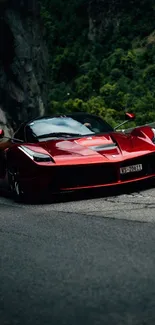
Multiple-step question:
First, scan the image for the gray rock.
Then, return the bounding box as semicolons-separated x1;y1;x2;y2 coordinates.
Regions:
0;1;49;135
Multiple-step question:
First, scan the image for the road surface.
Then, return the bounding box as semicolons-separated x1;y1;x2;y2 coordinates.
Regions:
0;182;155;325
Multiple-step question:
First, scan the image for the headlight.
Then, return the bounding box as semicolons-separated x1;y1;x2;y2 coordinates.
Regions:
19;145;53;162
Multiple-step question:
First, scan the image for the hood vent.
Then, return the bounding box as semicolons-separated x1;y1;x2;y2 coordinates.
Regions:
89;143;117;151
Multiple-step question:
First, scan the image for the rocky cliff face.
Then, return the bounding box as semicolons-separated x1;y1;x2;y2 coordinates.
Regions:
0;0;49;136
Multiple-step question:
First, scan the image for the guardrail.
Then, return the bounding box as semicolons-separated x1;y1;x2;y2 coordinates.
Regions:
120;122;155;134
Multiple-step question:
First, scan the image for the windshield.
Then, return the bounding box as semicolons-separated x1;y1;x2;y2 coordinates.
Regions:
27;115;113;140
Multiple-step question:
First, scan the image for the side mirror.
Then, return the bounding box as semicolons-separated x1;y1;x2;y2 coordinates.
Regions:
114;112;136;130
0;129;4;139
125;112;135;121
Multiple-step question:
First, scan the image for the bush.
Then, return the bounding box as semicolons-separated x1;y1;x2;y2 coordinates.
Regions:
40;0;155;127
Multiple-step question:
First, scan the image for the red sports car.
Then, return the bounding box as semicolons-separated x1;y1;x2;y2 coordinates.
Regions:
0;112;155;201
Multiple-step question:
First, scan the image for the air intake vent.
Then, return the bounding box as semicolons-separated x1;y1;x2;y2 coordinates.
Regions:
89;143;117;151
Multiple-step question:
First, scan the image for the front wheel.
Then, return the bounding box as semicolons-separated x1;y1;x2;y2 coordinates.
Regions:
8;169;25;202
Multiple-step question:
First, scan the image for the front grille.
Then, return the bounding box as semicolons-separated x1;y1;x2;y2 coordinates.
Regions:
51;163;118;190
120;153;155;181
48;153;155;191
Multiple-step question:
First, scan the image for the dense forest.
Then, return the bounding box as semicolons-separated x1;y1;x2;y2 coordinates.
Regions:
40;0;155;128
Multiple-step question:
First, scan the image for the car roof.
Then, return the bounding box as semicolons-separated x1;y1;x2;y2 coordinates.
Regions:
26;112;97;124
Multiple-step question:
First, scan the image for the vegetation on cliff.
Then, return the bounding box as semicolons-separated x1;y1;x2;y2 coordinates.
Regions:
40;0;155;127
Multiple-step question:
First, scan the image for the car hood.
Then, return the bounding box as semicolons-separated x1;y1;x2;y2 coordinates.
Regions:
42;132;155;165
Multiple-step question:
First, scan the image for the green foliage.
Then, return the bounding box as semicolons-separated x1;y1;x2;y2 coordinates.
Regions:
40;0;155;128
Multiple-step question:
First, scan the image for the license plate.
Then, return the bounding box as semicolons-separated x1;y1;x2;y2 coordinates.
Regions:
120;164;142;175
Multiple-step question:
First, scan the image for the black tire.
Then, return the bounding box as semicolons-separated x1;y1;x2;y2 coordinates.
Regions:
8;169;25;202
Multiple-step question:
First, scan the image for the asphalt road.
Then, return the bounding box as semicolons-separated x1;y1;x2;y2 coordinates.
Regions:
1;182;155;325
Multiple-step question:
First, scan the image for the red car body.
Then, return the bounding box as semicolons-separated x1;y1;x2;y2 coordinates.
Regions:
0;112;155;201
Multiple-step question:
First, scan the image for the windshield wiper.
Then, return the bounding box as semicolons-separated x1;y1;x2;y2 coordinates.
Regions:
38;132;82;139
